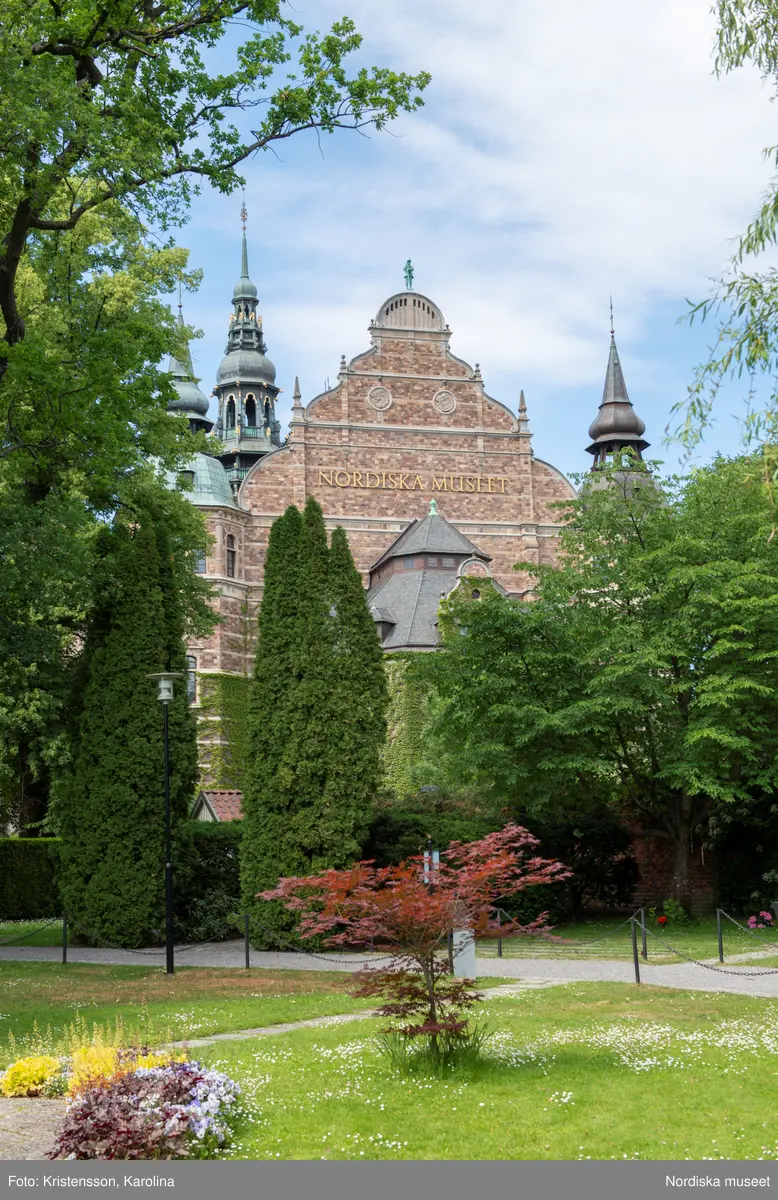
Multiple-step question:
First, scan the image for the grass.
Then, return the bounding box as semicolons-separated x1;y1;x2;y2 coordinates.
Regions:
200;983;778;1161
478;914;778;964
0;962;513;1067
0;919;64;947
0;962;376;1064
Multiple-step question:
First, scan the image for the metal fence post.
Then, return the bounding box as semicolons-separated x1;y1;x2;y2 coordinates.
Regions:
62;913;68;965
716;908;724;964
243;914;250;970
447;931;454;974
640;907;648;960
497;909;503;959
630;918;641;985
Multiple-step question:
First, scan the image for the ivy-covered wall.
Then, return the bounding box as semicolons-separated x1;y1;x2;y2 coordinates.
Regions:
381;656;430;800
196;672;251;791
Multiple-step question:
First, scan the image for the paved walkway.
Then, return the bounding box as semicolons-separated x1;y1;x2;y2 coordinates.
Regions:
3;941;778;997
0;1098;62;1160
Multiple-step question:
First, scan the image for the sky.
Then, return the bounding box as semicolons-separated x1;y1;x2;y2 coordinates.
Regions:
175;0;778;482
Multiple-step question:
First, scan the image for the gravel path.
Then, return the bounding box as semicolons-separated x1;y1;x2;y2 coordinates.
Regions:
3;941;778;996
0;1098;63;1160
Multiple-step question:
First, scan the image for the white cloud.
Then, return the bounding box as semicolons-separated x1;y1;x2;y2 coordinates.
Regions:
182;0;778;472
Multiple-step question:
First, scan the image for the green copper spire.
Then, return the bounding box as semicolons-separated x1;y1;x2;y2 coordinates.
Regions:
429;497;437;514
233;195;257;301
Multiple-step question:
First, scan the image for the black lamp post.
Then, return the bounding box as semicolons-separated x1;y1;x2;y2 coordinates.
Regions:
147;671;184;975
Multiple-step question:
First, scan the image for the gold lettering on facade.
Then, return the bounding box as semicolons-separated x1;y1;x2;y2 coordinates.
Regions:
316;470;509;494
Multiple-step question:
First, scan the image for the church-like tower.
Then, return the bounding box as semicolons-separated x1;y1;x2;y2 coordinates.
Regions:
585;323;649;468
213;203;281;493
167;304;214;436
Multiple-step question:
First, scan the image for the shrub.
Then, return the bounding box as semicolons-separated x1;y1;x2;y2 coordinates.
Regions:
0;839;61;919
175;821;242;942
364;810;498;867
0;1055;64;1097
47;1061;240;1160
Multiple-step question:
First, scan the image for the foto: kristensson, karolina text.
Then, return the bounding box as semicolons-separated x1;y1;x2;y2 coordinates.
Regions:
8;1178;174;1188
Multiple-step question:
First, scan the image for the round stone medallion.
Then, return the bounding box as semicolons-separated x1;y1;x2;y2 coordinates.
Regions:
433;389;457;415
367;386;392;412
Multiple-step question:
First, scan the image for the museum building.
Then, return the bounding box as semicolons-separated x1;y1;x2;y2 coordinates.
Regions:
172;225;649;677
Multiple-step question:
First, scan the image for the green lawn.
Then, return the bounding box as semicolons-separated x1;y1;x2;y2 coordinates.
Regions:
478;914;778;963
0;962;377;1064
201;983;778;1161
0;919;64;947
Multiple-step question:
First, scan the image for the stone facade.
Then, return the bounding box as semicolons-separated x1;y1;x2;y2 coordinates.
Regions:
187;288;575;678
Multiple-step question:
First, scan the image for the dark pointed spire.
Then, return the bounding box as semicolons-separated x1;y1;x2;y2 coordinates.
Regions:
166;300;212;429
585;305;648;467
233;193;257;301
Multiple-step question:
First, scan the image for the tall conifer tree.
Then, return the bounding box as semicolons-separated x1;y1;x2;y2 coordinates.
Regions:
325;526;388;856
240;506;303;943
242;501;388;947
58;507;197;946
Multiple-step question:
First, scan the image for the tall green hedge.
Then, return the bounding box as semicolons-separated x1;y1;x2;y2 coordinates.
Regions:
0;839;62;919
175;821;242;942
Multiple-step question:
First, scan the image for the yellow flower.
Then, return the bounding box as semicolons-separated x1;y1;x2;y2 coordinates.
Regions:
1;1055;61;1097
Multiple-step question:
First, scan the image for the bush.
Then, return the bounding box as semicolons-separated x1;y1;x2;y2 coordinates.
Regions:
174;821;242;942
0;838;61;919
364;810;499;867
0;1055;63;1098
46;1060;240;1160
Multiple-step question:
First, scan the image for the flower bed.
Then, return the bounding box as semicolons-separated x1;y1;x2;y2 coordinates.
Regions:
1;1046;240;1159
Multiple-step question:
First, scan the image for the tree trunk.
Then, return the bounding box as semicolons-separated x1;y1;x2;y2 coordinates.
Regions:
671;819;693;914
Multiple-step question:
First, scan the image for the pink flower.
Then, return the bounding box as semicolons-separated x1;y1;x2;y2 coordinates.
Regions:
760;911;773;921
758;923;766;928
748;917;757;928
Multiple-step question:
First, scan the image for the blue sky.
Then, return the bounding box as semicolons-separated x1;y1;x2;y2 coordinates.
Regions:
174;0;778;481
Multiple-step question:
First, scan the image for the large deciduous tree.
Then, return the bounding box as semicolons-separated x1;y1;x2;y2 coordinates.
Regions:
0;0;428;400
57;495;201;946
415;455;778;912
675;0;778;479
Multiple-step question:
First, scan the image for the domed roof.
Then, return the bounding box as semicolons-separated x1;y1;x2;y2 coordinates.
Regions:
168;358;211;418
373;291;447;333
166;310;212;424
586;335;648;453
217;347;277;387
172;453;236;508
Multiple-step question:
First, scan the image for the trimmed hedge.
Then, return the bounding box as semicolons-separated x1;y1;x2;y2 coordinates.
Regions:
0;839;62;919
175;821;243;942
364;810;499;868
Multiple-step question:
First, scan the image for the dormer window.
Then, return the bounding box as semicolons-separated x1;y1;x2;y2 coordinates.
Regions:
403;556;415;569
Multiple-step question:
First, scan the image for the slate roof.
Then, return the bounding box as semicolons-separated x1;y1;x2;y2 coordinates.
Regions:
367;569;459;650
370;510;489;572
194;789;244;821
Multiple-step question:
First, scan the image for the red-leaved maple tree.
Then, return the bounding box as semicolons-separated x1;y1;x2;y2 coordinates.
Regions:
262;824;570;1056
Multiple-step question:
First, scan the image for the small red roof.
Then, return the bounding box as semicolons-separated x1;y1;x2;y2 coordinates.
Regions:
198;789;243;821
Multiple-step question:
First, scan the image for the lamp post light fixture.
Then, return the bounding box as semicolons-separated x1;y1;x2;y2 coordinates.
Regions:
147;671;185;975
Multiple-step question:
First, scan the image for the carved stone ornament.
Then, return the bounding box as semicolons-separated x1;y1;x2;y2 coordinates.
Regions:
367;385;392;412
433;389;457;415
458;557;489;578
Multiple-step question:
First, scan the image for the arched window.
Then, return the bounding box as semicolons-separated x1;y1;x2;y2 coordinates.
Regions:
226;396;236;428
245;395;256;427
264;398;271;426
226;534;236;579
186;656;197;704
